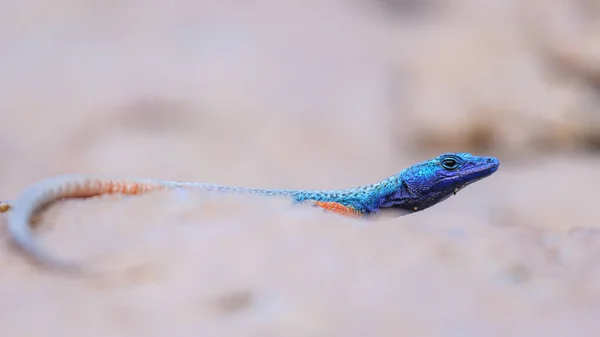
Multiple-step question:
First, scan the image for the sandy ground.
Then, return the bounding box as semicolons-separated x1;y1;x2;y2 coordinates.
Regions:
1;0;600;336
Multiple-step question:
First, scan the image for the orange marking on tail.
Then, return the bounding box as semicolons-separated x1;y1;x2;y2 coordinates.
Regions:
69;180;164;200
312;201;363;218
0;202;11;213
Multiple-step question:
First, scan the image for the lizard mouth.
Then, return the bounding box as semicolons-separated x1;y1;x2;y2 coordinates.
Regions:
455;157;500;188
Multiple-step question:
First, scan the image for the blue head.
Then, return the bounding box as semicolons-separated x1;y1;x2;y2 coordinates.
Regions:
375;152;499;216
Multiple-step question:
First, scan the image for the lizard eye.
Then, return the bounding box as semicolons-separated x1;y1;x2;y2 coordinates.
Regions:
441;158;459;170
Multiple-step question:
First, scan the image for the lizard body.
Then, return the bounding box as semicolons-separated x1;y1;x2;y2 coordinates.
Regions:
0;152;499;272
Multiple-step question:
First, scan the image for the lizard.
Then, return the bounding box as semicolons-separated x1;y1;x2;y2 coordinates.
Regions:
0;152;499;273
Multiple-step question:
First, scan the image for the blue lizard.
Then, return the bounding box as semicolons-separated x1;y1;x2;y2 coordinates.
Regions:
0;152;499;272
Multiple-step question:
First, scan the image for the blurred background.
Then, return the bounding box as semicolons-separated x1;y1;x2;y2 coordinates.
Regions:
1;0;599;336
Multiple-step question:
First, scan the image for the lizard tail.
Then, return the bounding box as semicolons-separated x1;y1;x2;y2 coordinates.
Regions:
5;174;167;273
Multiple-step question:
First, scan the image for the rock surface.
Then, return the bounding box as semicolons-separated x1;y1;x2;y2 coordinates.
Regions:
0;0;599;336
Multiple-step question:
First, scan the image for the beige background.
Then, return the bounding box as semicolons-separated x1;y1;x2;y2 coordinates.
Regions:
1;0;600;336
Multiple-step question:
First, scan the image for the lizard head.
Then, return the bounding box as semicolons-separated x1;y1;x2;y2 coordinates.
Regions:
376;152;499;216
